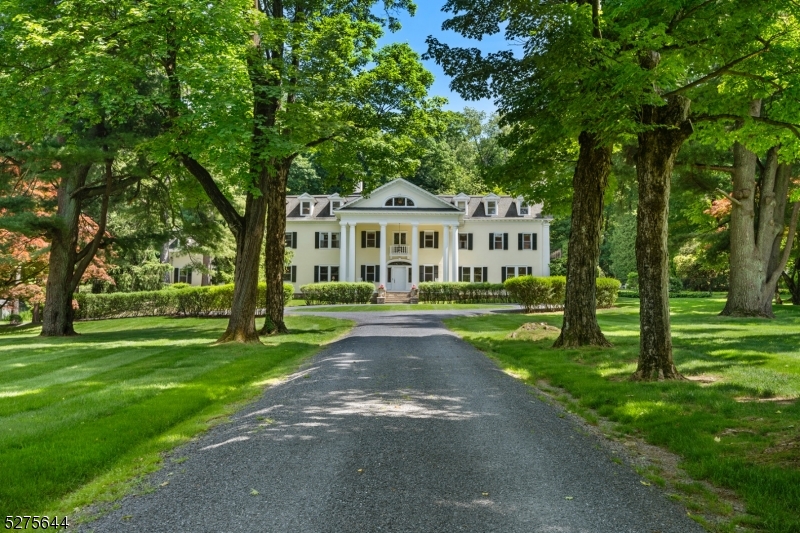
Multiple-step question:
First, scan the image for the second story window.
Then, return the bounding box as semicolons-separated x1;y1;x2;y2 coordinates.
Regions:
301;201;312;216
486;201;497;216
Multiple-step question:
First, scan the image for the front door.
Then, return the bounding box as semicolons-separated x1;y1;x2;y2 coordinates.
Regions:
388;266;410;291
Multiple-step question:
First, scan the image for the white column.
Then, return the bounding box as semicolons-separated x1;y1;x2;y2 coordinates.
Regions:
348;223;356;282
411;223;419;286
379;222;387;288
339;221;347;282
452;225;459;281
442;224;450;282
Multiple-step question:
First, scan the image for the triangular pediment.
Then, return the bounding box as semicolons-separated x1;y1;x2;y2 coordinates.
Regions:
340;178;459;210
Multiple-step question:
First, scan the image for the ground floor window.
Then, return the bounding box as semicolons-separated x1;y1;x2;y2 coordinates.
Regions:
173;267;192;284
459;266;487;282
360;264;380;282
420;264;439;282
502;266;532;282
283;265;297;282
314;265;340;282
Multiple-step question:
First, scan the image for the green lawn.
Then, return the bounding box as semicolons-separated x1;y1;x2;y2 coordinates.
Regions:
446;298;800;533
0;315;352;519
290;303;517;312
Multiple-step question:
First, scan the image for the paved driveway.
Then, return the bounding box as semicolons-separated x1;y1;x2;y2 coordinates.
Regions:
82;310;703;533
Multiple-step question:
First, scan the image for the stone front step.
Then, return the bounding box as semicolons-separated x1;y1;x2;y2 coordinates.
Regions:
373;292;418;304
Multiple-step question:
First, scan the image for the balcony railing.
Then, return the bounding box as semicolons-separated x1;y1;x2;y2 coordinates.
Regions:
390;244;409;256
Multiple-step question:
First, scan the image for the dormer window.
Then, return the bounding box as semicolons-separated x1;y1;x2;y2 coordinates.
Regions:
486;201;497;216
457;201;467;211
453;193;471;217
301;201;312;216
520;204;529;215
331;200;341;210
384;197;415;207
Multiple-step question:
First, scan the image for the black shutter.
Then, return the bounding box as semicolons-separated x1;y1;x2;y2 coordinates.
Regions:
361;231;366;248
527;266;533;275
314;266;319;283
501;266;507;283
532;233;538;250
503;233;509;250
375;265;380;282
420;231;425;249
518;233;523;250
434;231;439;249
434;265;439;281
458;267;463;281
468;233;473;250
173;268;179;283
419;265;424;282
483;267;488;282
187;269;192;285
489;233;494;250
361;264;366;281
375;231;380;248
291;266;297;282
315;232;320;249
292;232;297;248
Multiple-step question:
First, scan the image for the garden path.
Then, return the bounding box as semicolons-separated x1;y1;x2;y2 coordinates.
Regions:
82;310;703;533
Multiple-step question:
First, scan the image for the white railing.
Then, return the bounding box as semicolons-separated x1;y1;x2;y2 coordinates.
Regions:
390;244;409;256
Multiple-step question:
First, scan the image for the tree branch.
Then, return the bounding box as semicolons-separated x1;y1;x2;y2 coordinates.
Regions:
179;154;243;237
662;44;770;98
695;164;735;173
70;175;141;199
716;188;742;207
767;201;800;288
71;160;113;290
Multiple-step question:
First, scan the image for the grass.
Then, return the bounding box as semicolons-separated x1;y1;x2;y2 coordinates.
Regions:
290;303;517;312
0;315;353;519
445;297;800;533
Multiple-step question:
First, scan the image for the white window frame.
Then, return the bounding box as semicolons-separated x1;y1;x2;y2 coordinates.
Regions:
504;266;528;279
318;265;340;282
493;233;504;250
422;265;437;282
459;266;485;283
473;267;484;283
458;233;469;249
331;232;340;249
384;196;415;207
486;201;498;216
522;233;533;250
366;231;377;248
423;231;435;248
319;232;330;248
301;201;313;216
519;204;530;216
393;232;407;245
364;265;378;282
330;200;342;210
457;200;467;211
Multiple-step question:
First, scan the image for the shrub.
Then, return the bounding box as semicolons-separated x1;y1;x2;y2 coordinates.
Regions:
503;276;619;312
596;277;622;308
418;282;508;304
168;282;192;290
74;283;294;320
626;272;638;290
299;282;374;305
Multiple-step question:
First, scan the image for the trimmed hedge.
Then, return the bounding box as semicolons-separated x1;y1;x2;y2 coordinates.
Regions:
300;282;375;305
503;276;619;312
74;283;294;320
418;282;509;304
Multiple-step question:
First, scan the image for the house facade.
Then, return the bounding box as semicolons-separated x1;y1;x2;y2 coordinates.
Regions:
284;179;550;291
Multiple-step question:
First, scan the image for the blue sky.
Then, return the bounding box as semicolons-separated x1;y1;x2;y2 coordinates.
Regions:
376;2;510;114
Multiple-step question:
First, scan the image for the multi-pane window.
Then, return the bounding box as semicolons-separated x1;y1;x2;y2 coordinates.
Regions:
457;200;467;211
458;233;472;250
459;266;486;282
283;265;297;282
421;265;438;282
301;201;312;216
423;231;435;248
366;231;376;248
315;265;340;282
364;265;377;282
486;201;497;215
502;266;532;281
519;204;530;215
393;232;407;245
316;232;340;249
331;200;341;210
384;197;415;207
285;232;297;249
494;233;504;250
518;232;538;250
173;267;192;284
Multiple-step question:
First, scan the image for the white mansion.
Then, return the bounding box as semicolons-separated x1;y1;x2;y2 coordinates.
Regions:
284;179;551;291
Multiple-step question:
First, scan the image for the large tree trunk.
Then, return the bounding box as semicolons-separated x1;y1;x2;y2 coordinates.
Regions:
631;96;693;381
261;163;290;335
721;131;799;317
41;164;91;337
217;178;268;343
554;131;612;348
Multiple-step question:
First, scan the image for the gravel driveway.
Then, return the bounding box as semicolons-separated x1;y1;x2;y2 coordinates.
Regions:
82;310;704;533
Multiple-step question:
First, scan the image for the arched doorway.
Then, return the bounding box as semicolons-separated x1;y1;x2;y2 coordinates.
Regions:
387;260;412;291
